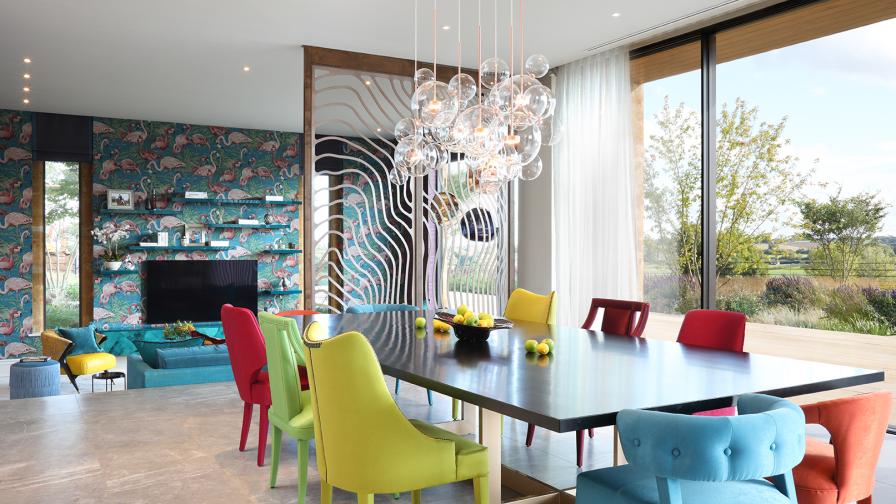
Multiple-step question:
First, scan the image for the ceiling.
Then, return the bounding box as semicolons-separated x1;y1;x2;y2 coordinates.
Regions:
0;0;766;132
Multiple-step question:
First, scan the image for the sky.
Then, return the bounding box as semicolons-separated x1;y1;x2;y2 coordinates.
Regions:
643;17;896;236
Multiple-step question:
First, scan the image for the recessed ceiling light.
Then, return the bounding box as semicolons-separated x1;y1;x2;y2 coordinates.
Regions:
611;12;621;18
442;25;451;30
243;66;251;72
22;98;30;104
364;80;372;85
23;73;31;79
23;87;30;92
23;58;31;64
376;127;382;132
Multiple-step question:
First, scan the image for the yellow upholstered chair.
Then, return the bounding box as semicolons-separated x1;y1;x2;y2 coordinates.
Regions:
301;321;489;503
41;329;116;392
504;288;557;324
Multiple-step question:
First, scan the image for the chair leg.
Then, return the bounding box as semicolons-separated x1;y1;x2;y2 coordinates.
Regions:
588;428;594;438
525;423;536;447
269;427;282;488
576;429;585;468
473;475;488;504
321;480;333;504
858;497;872;504
394;378;401;394
426;389;433;406
357;493;374;504
297;439;309;504
452;399;460;420
412;489;422;504
239;402;253;452
257;406;269;466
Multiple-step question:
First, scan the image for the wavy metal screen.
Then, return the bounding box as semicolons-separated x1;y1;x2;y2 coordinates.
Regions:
310;65;508;314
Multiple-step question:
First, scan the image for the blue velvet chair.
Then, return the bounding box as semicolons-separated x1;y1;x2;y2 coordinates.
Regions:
345;303;433;406
577;394;805;503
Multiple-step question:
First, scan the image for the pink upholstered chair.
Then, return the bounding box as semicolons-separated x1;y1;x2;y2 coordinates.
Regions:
221;304;272;466
525;297;650;467
678;309;747;416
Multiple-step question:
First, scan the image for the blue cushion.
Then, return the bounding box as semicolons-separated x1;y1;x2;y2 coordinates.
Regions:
157;344;230;369
58;325;102;356
136;338;203;369
577;463;792;504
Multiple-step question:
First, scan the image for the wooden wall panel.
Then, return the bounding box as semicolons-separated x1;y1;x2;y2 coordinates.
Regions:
30;161;45;334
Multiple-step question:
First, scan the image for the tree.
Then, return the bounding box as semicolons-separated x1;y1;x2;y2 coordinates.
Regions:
44;162;81;327
799;192;889;281
644;97;810;287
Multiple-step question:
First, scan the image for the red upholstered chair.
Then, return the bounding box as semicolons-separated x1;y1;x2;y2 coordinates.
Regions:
525;297;651;467
794;392;892;504
221;304;272;466
678;309;746;416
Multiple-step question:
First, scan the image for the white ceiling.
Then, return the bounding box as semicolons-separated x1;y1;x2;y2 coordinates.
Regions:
0;0;765;132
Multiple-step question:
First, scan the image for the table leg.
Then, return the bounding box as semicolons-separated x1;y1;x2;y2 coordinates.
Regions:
479;407;502;504
613;425;627;466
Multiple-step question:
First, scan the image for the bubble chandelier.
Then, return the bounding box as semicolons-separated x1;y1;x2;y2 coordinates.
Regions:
391;0;563;193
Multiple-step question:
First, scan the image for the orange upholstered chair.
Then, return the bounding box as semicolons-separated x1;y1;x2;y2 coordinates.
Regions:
793;391;892;504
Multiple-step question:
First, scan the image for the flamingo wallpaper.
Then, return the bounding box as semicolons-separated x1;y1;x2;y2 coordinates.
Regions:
0;109;35;360
92;117;303;335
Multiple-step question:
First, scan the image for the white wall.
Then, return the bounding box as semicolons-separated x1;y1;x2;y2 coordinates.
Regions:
516;143;554;295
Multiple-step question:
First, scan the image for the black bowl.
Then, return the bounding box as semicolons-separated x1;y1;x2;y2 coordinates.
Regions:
450;322;495;342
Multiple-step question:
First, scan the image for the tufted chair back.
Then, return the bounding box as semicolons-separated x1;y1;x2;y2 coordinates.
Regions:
617;394;805;502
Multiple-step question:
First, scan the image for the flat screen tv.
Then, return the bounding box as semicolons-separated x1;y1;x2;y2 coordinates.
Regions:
144;260;257;324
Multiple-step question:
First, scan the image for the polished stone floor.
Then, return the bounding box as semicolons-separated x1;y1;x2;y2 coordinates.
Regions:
1;375;894;503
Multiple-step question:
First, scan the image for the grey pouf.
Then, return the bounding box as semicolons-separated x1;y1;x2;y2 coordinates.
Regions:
10;359;60;399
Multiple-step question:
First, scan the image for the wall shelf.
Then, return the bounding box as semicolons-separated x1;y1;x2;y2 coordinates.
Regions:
260;289;303;296
97;269;141;277
260;249;303;255
99;208;179;216
128;245;232;252
173;197;302;206
206;223;289;230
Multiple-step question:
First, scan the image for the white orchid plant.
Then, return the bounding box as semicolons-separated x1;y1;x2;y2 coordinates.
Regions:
92;226;130;262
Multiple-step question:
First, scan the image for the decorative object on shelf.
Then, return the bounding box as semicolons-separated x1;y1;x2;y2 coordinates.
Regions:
288;242;296;250
209;240;231;247
92;226;130;270
185;191;208;199
263;212;273;225
278;277;289;291
390;0;561;194
266;183;285;202
145;180;156;211
162;320;196;340
184;224;206;246
107;189;135;211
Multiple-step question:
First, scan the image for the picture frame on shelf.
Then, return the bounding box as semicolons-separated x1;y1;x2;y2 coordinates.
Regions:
107;189;134;210
184;224;206;246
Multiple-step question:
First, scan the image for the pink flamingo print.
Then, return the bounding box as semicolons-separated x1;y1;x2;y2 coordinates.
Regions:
0;309;22;336
93;121;113;134
0;114;19;140
0;212;32;229
100;282;121;304
148;156;185;172
18;122;32;144
0;277;32;294
119;157;140;175
121;304;143;326
118;280;139;294
121;121;148;143
18;187;32;208
192;151;219;177
151;127;173;150
147;216;186;233
0;244;20;270
217;131;251;146
1;147;31;163
258;131;281;152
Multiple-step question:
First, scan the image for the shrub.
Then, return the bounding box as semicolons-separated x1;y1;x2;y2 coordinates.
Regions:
862;287;896;328
824;285;873;323
762;276;818;312
818;315;894;336
718;291;764;317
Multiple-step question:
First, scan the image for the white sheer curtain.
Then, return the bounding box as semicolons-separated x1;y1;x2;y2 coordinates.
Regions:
552;47;639;326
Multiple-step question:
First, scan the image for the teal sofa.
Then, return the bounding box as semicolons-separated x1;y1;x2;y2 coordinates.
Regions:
127;344;234;389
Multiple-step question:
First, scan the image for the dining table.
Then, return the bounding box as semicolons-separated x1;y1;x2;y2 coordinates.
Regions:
289;310;885;503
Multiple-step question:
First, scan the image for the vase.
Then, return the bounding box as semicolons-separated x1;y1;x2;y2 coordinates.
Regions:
104;261;123;271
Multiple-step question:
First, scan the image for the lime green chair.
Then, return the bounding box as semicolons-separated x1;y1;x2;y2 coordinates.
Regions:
302;321;489;503
258;312;315;503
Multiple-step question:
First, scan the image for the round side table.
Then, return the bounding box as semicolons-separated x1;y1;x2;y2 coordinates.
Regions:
10;359;61;399
92;371;126;392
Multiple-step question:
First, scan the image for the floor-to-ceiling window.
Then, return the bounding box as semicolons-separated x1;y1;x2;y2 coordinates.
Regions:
714;14;896;336
633;42;703;314
632;0;896;425
44;161;80;327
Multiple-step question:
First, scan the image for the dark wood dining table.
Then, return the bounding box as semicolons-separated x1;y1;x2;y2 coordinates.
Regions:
290;311;884;503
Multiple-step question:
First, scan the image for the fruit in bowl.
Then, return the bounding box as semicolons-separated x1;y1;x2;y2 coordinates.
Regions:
415;317;426;329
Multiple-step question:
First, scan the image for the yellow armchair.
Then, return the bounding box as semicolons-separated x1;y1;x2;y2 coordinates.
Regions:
40;330;116;392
